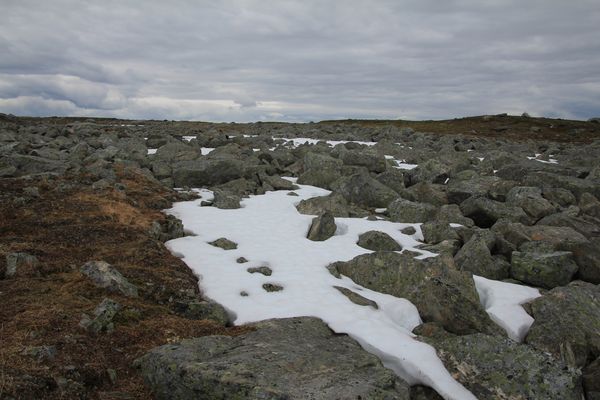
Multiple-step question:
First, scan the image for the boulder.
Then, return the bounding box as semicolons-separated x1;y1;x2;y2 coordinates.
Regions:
447;175;504;204
526;281;600;368
297;152;343;189
388;198;436;223
80;261;138;297
421;222;459;245
332;172;399;208
357;230;402;251
154;142;198;162
295;193;367;218
421;333;582;400
307;212;337;241
454;232;510;280
375;169;406;194
328;252;499;335
460;195;530;228
583;357;600;400
212;190;241;209
339;149;387;173
510;251;578;289
172;158;245;187
506;186;556;220
135;317;411;400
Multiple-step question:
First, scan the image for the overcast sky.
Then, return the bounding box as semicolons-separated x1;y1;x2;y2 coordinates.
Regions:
1;1;599;122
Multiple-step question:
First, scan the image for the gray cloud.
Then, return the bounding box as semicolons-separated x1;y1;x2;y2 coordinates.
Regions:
1;0;599;121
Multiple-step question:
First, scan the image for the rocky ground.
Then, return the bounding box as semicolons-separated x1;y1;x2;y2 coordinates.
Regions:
1;112;599;399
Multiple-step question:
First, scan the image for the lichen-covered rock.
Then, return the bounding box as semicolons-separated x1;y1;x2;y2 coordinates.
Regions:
306;212;337;241
332;171;399;208
388;198;436;223
296;193;367;217
80;261;138;297
526;281;600;368
297;152;343;189
212;189;241;209
79;298;122;333
421;333;583;400
172;158;245;187
209;238;238;250
135;317;410;400
454;232;509;280
173;300;230;325
328;252;500;335
460;195;530;228
357;230;402;251
339;149;387;173
510;251;578;288
421;222;459;245
506;186;556;220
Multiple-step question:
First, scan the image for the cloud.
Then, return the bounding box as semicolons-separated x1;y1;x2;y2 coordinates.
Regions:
1;0;599;121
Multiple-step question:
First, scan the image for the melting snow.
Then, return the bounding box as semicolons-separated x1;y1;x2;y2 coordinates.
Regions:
473;276;541;342
274;137;377;148
527;153;558;164
201;147;215;155
147;149;157;155
166;181;477;400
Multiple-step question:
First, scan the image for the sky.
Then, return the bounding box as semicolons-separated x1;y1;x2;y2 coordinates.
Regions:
1;0;599;122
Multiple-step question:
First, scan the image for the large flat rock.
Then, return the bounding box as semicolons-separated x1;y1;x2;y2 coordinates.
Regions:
135;317;411;400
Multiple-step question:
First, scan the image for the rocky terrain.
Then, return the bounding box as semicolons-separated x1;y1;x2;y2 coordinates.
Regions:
1;112;600;399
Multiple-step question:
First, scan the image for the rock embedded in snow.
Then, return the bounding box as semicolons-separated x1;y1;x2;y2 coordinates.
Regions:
211;189;241;209
80;261;138;298
420;333;583;400
247;266;272;276
262;283;283;292
306;211;337;241
334;286;379;309
357;230;402;251
328;252;501;335
135;317;412;400
510;251;578;288
208;238;238;250
296;193;367;217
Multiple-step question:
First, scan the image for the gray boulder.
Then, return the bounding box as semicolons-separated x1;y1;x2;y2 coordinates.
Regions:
328;252;499;335
307;212;337;241
388;198;436;223
510;251;578;289
80;261;138;297
297;152;343;189
332;171;399;208
154;142;198;162
421;333;582;400
212;190;241;209
357;231;402;251
447;174;504;204
339;149;387;173
526;281;600;368
295;193;367;218
454;232;510;280
460;195;530;228
506;186;556;220
135;317;411;400
421;222;459;245
172;158;245;187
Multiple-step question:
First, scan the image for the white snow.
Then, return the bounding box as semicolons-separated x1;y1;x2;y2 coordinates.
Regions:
147;148;157;155
393;160;419;170
274;137;377;148
201;147;215;155
182;135;196;142
166;182;476;400
473;275;541;342
527;153;558;164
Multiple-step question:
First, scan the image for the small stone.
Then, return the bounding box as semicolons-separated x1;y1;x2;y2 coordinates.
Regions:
236;257;248;263
306;211;337;241
80;298;122;333
357;231;402;251
262;283;283;292
334;286;378;309
401;226;416;235
287;191;299;196
247;266;272;276
240;291;249;297
209;238;238;250
80;261;138;297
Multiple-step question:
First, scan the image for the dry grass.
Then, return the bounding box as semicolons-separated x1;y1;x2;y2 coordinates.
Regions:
0;169;250;399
